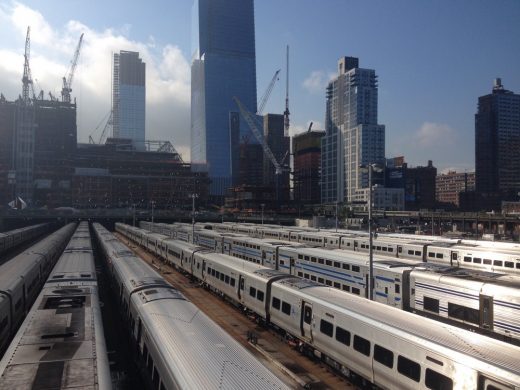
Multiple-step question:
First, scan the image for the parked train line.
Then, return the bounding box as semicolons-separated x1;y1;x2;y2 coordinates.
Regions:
0;223;75;357
121;222;520;390
133;222;520;345
0;222;112;389
0;222;51;257
93;222;292;390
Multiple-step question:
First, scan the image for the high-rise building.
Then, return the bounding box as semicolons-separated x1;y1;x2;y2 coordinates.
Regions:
293;129;325;205
475;79;520;198
191;0;257;198
321;57;385;204
436;171;475;208
113;51;146;148
263;114;290;203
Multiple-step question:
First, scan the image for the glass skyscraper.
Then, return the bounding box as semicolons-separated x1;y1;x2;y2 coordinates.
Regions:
191;0;258;196
113;51;146;148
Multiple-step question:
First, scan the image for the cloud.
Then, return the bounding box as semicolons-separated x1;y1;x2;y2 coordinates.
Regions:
414;122;456;147
302;70;334;94
0;2;191;160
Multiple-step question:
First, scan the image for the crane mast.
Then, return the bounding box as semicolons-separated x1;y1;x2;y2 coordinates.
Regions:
22;27;34;103
283;45;290;136
61;33;84;103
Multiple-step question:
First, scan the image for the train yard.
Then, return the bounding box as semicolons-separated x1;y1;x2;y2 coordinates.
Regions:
0;220;520;389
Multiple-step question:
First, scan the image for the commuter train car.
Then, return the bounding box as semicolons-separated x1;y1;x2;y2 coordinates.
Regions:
0;223;75;356
0;222;112;389
0;223;51;254
95;223;292;390
121;225;520;390
118;223;520;346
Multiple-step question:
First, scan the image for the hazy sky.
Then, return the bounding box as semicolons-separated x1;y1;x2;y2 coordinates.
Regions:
0;0;519;172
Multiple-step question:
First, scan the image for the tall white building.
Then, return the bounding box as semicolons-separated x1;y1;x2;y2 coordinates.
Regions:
113;51;146;148
321;57;385;204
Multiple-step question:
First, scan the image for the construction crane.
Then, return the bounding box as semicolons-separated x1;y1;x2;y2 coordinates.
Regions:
283;45;290;136
257;69;280;115
61;33;84;103
234;96;288;176
21;26;35;103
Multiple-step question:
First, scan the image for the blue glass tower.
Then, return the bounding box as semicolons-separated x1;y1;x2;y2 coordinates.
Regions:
191;0;257;197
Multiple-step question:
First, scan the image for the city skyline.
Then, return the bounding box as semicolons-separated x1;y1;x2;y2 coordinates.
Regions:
0;1;519;172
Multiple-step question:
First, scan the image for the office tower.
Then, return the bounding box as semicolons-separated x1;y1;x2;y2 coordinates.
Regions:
475;79;520;197
191;0;257;198
321;57;385;204
263;114;290;203
293;129;325;204
113;51;146;148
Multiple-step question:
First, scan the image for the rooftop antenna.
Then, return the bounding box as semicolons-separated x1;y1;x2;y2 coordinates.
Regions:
283;45;290;137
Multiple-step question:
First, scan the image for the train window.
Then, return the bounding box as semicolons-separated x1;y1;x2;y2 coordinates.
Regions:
398;247;402;253
318;278;324;284
505;261;514;268
326;260;332;266
272;297;281;310
216;271;220;279
352;287;360;295
318;258;324;264
374;344;394;368
398;355;421;382
388;248;394;253
249;287;256;297
352;265;360;272
320;319;333;337
435;253;443;259
376;246;381;251
282;302;291;315
305;256;310;261
220;273;225;281
473;258;482;264
208;267;212;274
311;257;316;263
353;335;370;356
448;303;479;325
334;261;340;268
517;263;520;269
493;260;503;267
342;285;350;292
0;317;7;332
212;269;216;277
464;256;472;263
304;273;310;279
230;278;236;287
395;284;400;294
334;282;341;289
425;369;453;390
311;275;316;281
298;272;303;277
382;247;387;252
298;254;303;260
483;259;492;265
325;280;332;286
257;290;264;302
428;252;435;258
240;279;244;291
415;251;421;256
335;326;350;346
225;275;230;284
342;264;350;270
424;297;440;314
408;250;414;255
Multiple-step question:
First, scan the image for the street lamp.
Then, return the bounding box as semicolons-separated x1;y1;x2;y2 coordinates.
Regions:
261;203;265;225
190;194;199;243
359;163;383;301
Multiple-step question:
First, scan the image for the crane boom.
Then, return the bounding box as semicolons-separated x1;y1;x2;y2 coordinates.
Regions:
257;69;280;115
234;96;283;175
61;33;84;103
22;26;34;103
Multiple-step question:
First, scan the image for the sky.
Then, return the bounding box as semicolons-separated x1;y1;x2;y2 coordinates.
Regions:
0;0;519;172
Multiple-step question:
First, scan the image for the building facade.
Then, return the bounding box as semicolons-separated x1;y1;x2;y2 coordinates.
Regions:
191;0;258;197
263;114;290;203
475;78;520;198
436;171;475;208
321;56;385;204
113;51;146;148
352;186;404;211
293;129;325;205
404;160;437;210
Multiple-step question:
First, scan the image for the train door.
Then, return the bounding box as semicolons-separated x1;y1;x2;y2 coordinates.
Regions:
397;245;403;258
479;295;493;330
300;301;313;342
261;250;266;266
450;251;459;267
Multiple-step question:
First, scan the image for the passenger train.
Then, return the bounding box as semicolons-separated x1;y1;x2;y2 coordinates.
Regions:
121;223;520;390
140;221;520;275
124;223;520;345
0;222;51;255
0;222;112;389
94;223;291;390
0;223;75;356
